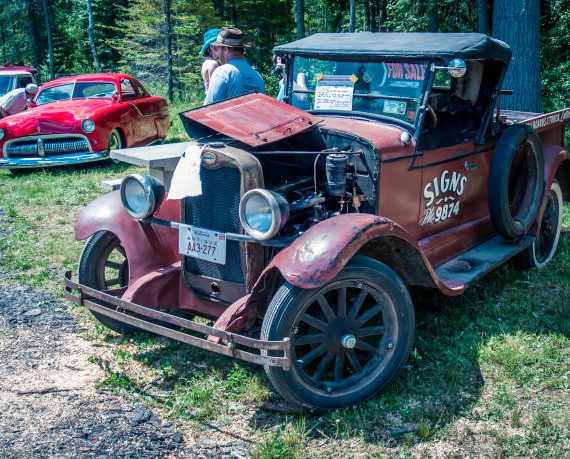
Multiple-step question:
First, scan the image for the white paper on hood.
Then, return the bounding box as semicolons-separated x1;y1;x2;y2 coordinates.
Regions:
167;144;203;199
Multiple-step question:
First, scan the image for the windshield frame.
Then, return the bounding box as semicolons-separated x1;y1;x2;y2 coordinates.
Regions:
284;55;433;131
35;80;119;106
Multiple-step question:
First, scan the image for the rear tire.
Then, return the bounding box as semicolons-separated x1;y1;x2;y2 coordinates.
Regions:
261;256;415;411
78;231;138;334
516;181;563;269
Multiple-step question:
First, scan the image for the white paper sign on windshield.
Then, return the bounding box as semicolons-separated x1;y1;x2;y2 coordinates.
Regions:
168;144;203;199
314;75;355;111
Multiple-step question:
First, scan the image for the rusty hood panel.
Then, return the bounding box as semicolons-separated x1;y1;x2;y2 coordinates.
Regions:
180;93;323;147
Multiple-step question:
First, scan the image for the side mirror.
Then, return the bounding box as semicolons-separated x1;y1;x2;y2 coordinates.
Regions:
431;58;467;79
111;90;120;103
27;99;36;108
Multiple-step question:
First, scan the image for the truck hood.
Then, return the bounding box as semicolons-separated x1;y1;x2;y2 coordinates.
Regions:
0;99;111;135
180;93;412;156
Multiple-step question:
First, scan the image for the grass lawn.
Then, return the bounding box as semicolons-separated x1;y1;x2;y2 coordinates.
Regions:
0;117;568;456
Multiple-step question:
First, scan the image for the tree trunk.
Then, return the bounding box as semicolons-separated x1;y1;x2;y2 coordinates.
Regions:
24;0;41;69
295;0;305;38
349;0;356;32
41;0;54;79
492;0;541;111
477;0;489;34
428;0;438;32
164;0;173;102
85;0;100;70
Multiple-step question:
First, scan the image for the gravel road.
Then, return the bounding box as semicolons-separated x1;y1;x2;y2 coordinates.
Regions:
0;282;250;458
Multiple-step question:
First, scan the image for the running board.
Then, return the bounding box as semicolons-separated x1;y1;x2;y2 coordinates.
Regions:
436;235;533;291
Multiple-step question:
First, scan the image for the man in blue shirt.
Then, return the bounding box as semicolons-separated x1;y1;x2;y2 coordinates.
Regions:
204;28;264;105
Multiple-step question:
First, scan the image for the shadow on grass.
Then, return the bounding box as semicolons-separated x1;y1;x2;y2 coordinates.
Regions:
97;236;569;448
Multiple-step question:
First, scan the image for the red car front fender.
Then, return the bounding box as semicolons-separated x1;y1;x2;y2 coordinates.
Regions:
75;191;180;282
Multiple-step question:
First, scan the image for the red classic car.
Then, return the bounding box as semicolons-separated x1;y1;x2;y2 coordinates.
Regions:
0;73;170;171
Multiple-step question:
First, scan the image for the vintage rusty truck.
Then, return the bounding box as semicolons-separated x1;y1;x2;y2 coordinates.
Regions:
65;33;570;411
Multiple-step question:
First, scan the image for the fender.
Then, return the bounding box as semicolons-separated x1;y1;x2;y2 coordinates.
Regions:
538;144;570;223
258;213;442;290
75;191;180;281
212;213;448;336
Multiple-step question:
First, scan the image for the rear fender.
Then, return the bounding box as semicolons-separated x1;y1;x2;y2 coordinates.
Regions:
75;191;180;281
539;144;570;221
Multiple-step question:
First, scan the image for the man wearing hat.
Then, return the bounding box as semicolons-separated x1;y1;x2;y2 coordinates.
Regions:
0;83;39;118
204;27;264;105
199;28;220;93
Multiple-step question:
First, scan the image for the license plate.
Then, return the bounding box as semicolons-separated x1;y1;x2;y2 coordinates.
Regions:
179;224;227;264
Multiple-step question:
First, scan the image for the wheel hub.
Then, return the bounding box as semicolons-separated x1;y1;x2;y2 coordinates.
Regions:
341;334;356;349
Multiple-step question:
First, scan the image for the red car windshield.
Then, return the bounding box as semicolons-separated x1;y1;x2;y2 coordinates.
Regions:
290;57;429;126
35;81;117;105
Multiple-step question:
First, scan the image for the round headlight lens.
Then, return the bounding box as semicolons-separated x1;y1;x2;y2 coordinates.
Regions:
0;128;4;141
120;174;165;220
239;189;289;240
81;119;96;133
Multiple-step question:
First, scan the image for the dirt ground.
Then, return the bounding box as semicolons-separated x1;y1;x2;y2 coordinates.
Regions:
0;281;251;458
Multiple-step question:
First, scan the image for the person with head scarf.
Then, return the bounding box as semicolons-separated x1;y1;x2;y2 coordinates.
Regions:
199;28;221;93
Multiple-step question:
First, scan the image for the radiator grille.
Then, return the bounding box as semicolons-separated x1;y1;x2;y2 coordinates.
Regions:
183;166;244;283
6;136;90;157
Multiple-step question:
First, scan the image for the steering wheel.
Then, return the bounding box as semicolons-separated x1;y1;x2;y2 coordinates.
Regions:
424;105;438;131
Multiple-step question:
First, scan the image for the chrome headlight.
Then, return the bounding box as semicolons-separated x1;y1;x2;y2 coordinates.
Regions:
120;174;165;220
0;128;4;141
81;119;95;133
239;189;289;240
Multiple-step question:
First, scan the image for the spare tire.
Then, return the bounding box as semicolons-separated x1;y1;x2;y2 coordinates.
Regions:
488;124;544;240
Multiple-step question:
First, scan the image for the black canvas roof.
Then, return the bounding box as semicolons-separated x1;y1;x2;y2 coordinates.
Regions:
274;32;511;64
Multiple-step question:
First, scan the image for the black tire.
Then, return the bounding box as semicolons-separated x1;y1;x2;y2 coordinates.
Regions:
516;181;563;269
78;231;137;334
261;256;415;411
108;129;123;164
489;124;544;240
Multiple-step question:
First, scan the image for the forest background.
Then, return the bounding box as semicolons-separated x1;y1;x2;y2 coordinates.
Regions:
1;0;568;116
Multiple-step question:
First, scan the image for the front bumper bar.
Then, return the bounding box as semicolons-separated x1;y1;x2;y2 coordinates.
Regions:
0;151;109;169
64;271;291;369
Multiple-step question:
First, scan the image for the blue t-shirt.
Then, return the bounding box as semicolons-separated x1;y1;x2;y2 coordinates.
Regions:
204;58;265;105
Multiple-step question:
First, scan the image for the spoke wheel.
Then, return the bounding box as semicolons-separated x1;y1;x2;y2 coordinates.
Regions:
261;256;415;411
516;181;563;269
79;231;137;334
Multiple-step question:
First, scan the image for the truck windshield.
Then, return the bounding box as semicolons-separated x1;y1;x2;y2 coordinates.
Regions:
290;57;429;126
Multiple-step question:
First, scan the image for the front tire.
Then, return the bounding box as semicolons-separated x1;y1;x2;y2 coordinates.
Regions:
516;181;563;269
108;129;123;164
261;256;415;411
78;231;137;334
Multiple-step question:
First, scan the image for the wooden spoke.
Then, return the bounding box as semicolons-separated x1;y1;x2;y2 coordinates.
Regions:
337;287;347;318
334;352;345;382
355;341;380;356
317;296;336;322
348;290;368;320
356;304;383;326
104;278;120;287
312;352;334;381
105;260;124;270
346;348;362;372
294;333;325;346
300;314;328;332
298;344;326;367
358;325;385;338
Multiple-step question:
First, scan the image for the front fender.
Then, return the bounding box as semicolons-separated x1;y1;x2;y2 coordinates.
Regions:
262;213;424;289
75;191;180;281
